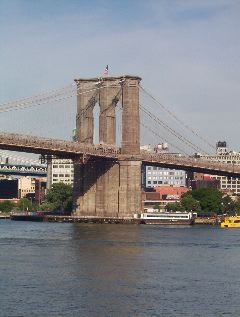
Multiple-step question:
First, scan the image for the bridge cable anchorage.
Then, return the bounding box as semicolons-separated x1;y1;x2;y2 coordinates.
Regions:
140;85;215;150
140;122;189;156
140;104;210;155
0;79;125;114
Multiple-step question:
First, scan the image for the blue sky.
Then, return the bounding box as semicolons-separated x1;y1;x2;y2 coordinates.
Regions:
0;0;240;155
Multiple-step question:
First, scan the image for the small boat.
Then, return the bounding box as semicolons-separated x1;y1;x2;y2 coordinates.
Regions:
220;216;240;228
140;211;196;225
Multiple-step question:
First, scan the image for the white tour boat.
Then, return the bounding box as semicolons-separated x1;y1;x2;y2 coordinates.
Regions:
140;211;196;225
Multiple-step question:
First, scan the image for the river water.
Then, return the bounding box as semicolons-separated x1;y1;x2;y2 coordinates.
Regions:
0;221;240;316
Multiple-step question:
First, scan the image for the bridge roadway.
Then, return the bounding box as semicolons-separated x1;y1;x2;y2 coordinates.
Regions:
0;132;239;178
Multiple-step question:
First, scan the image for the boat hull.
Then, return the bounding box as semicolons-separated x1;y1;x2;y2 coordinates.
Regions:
220;216;240;228
10;215;44;222
140;219;194;225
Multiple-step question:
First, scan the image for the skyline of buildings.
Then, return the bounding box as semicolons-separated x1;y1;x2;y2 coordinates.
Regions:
199;142;240;195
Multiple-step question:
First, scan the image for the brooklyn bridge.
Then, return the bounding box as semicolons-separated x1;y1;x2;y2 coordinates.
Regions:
0;75;239;218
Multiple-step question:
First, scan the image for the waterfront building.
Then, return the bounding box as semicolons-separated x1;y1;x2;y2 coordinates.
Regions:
0;177;37;199
144;166;186;188
199;141;240;195
186;172;220;190
35;179;47;204
140;143;186;190
140;144;187;189
0;179;18;199
47;158;74;188
18;177;36;198
142;186;189;210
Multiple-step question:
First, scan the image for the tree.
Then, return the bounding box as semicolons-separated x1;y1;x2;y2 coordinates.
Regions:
184;188;224;214
233;197;240;214
153;203;160;211
181;195;200;212
38;202;56;212
17;198;33;211
166;202;184;212
0;201;15;213
45;183;73;212
221;195;235;215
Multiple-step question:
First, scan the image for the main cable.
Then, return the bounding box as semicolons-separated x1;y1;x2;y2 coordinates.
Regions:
0;84;75;109
140;104;209;155
140;85;215;150
140;122;189;156
0;79;125;114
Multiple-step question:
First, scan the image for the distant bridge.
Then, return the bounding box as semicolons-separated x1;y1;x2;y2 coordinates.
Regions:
0;162;47;177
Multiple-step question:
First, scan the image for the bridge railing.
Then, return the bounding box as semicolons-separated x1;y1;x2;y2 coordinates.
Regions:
1;132;240;175
141;152;240;174
0;132;120;158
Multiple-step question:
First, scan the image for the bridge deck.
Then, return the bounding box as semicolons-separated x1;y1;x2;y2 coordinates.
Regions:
141;153;240;178
0;132;239;177
0;132;119;158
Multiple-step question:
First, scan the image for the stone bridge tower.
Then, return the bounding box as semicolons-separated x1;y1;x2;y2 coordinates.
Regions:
73;75;142;218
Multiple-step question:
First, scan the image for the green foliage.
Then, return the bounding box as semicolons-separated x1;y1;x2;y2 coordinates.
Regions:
45;183;73;211
221;195;235;213
165;188;237;215
190;188;223;213
0;201;15;213
181;195;201;212
38;202;56;212
153;203;160;210
17;198;33;211
233;197;240;213
166;202;184;212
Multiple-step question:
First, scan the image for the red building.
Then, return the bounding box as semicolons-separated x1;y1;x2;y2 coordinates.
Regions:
154;185;189;199
35;179;47;205
142;186;189;210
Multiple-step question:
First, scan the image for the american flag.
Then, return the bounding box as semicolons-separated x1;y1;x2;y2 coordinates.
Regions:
103;65;109;76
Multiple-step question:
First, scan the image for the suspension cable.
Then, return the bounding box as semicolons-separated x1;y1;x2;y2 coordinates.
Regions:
140;85;215;150
115;99;188;155
140;122;189;155
140;104;209;155
0;79;125;114
0;84;75;109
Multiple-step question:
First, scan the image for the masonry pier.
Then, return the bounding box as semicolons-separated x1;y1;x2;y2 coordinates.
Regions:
73;75;142;219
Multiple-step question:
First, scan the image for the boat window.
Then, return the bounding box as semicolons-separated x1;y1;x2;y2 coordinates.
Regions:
234;220;240;223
